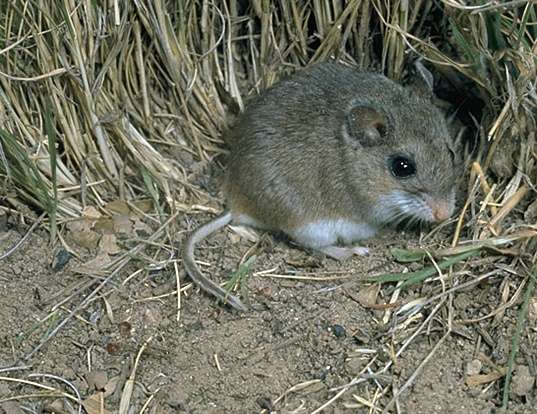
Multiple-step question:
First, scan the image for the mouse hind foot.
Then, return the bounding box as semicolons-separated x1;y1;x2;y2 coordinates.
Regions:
316;245;369;260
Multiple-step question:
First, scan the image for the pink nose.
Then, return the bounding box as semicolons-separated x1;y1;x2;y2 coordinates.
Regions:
431;202;452;222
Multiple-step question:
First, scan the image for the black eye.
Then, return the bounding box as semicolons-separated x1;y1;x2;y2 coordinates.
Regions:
389;155;416;178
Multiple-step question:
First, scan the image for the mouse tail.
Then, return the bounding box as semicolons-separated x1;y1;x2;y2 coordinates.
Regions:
182;210;248;311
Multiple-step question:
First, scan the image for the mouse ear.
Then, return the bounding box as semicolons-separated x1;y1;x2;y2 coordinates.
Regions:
408;59;436;98
415;60;434;93
344;105;387;147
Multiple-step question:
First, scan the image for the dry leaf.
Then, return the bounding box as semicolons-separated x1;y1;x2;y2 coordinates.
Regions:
104;376;119;398
354;284;380;307
131;199;153;212
81;253;112;270
466;370;504;386
105;200;131;215
113;215;134;234
93;218;116;234
98;234;121;255
67;217;100;249
81;392;111;414
82;206;102;219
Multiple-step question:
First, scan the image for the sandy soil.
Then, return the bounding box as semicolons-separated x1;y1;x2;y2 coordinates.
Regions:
0;210;535;413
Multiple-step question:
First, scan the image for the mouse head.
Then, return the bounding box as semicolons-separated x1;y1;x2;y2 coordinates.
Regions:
342;94;458;227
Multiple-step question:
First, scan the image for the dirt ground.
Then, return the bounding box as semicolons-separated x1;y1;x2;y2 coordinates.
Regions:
0;210;536;413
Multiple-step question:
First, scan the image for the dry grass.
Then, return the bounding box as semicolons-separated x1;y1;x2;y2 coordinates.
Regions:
0;1;535;217
0;0;536;412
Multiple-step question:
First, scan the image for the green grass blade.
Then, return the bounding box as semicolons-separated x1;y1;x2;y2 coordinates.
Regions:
501;265;537;409
44;97;58;243
0;129;53;212
368;250;480;289
390;247;428;263
224;255;256;302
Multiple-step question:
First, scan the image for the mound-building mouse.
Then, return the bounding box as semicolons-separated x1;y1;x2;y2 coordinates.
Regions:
182;61;458;311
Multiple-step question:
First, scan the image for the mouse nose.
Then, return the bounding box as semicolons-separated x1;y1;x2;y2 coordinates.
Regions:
432;205;451;221
431;201;453;222
425;196;454;222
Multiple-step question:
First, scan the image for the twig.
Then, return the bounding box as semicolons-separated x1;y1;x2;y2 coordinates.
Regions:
118;336;153;414
28;373;82;414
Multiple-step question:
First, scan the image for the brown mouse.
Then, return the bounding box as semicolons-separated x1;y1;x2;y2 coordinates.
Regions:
182;61;458;311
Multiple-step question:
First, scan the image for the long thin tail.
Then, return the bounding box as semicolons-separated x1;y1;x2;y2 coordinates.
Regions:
182;211;248;311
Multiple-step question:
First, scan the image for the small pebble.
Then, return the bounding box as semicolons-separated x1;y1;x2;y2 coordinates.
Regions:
511;365;535;396
118;321;132;338
257;398;274;411
86;370;108;391
52;248;72;272
346;357;366;373
465;359;482;376
331;324;346;338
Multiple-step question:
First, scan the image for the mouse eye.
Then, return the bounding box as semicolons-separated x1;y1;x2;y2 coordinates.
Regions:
389;155;416;178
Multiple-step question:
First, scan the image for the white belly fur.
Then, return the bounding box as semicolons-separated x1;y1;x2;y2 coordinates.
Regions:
289;219;377;248
233;214;377;249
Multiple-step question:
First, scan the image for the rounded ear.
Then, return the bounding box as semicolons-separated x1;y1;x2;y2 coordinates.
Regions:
414;60;434;92
408;60;436;98
344;105;387;147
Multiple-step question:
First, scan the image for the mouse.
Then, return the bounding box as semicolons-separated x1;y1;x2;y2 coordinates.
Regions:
182;61;458;311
